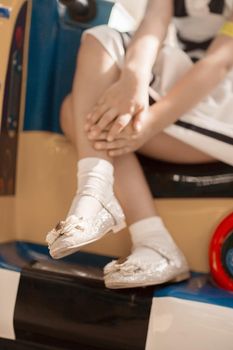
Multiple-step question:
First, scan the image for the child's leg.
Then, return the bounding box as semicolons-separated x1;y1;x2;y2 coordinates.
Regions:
104;136;215;288
46;35;127;259
61;95;157;225
138;132;215;164
70;34;118;161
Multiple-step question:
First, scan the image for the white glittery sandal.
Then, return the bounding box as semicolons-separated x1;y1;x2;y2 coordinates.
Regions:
46;191;126;259
104;240;190;289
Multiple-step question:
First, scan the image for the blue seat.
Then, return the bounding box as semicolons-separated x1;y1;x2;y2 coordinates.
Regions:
24;0;114;133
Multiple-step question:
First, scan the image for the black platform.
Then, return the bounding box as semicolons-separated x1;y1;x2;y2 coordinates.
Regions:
138;155;233;198
0;242;154;350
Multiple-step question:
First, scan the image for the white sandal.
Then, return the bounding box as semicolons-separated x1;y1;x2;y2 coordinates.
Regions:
46;192;126;259
104;241;190;289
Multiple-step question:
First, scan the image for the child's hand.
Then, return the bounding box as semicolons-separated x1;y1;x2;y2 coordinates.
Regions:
88;107;155;157
85;71;148;141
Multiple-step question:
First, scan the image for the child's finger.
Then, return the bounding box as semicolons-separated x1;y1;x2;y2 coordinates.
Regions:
90;108;118;136
107;113;132;141
108;147;130;157
94;139;126;151
87;103;109;126
88;131;108;141
133;111;144;132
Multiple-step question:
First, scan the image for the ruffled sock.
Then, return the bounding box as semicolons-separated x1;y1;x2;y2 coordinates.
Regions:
67;157;114;219
126;216;174;265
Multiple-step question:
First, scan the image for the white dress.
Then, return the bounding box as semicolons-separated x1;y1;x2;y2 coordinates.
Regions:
83;0;233;165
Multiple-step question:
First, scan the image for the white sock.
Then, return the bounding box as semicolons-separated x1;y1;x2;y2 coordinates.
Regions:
67;157;114;218
128;216;175;264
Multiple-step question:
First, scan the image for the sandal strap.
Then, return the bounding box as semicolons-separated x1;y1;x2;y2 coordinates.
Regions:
77;190;106;210
77;190;125;227
135;240;187;268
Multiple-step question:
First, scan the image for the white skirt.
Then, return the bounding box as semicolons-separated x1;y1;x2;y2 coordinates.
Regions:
83;25;233;166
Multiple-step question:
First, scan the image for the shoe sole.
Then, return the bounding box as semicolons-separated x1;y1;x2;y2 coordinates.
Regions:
104;271;191;289
49;221;126;260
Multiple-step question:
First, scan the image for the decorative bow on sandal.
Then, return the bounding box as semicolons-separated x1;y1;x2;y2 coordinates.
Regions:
46;216;85;247
104;256;161;276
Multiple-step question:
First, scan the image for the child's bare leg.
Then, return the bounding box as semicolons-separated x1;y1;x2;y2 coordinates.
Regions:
70;34;118;161
46;35;127;259
61;94;157;226
138;133;215;164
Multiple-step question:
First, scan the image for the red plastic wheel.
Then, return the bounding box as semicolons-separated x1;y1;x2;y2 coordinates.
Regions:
209;212;233;291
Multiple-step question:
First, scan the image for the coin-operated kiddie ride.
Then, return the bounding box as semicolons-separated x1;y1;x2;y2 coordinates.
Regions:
0;1;233;350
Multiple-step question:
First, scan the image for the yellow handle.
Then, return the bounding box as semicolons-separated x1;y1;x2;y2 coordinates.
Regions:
219;21;233;38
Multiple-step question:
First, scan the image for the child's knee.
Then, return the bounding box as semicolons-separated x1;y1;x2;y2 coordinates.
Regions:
80;25;113;54
80;28;105;53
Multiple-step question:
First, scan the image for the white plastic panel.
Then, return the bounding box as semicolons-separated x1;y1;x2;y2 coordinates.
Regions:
0;268;20;340
146;297;233;350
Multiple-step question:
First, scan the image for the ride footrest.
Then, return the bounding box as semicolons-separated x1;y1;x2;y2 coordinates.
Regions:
0;241;154;350
1;242;233;350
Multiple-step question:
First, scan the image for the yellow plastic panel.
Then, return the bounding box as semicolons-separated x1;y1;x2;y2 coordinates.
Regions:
0;197;16;242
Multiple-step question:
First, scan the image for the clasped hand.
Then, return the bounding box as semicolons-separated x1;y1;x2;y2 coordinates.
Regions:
84;73;153;156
